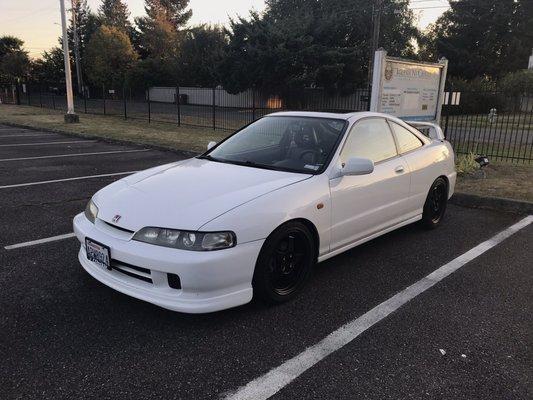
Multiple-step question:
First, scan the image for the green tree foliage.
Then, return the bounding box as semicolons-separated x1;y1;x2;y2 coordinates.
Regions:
98;0;132;33
67;0;100;60
134;0;192;59
428;0;533;79
31;47;65;84
177;25;227;86
84;26;138;87
500;70;533;95
0;36;30;82
220;0;418;94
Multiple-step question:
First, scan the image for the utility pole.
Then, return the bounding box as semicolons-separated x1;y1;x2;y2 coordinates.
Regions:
60;0;79;122
368;0;383;85
71;0;84;95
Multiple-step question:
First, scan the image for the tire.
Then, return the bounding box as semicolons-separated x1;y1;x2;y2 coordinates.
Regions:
421;177;448;229
253;221;315;304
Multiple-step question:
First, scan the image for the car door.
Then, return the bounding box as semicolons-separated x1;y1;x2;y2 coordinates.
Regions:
329;117;411;251
388;120;434;216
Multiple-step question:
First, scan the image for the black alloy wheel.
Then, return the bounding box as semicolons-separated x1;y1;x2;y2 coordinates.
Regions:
253;222;315;304
421;177;448;229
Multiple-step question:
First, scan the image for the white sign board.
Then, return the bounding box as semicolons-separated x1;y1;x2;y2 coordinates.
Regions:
370;50;448;123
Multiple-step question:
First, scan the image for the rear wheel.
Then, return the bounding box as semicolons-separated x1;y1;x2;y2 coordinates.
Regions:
421;177;448;229
253;222;315;304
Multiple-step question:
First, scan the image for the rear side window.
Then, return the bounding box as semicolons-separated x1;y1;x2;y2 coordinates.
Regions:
340;118;397;164
389;122;423;154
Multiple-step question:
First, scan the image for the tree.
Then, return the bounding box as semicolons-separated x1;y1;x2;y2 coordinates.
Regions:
31;47;65;84
98;0;132;33
84;25;138;87
428;0;533;80
67;0;99;60
219;0;418;94
0;36;30;82
134;0;192;59
177;25;227;86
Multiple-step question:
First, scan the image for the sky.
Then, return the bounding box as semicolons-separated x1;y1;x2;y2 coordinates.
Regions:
0;0;449;58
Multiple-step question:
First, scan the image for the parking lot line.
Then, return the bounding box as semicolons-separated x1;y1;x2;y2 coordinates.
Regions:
225;215;533;400
4;233;76;250
0;171;137;189
0;140;95;147
0;149;151;162
0;134;54;138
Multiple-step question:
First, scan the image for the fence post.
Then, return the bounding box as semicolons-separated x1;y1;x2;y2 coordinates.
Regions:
212;87;216;130
27;85;31;105
52;93;55;109
15;83;20;105
123;86;127;119
252;87;256;121
83;87;87;113
39;85;43;108
147;88;151;123
102;85;106;115
176;86;181;126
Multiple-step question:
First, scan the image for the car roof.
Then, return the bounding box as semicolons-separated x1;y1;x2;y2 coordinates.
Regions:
267;111;392;121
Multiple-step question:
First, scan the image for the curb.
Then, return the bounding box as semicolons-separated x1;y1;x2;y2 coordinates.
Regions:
450;192;533;215
1;121;200;158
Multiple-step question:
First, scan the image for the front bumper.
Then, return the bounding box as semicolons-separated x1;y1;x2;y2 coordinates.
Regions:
73;213;263;313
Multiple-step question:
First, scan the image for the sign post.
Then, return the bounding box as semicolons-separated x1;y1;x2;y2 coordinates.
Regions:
370;50;447;124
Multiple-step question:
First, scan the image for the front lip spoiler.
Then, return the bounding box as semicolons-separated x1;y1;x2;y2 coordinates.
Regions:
78;247;253;313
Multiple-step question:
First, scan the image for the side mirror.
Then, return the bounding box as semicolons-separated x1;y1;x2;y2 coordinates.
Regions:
207;141;216;150
342;157;374;176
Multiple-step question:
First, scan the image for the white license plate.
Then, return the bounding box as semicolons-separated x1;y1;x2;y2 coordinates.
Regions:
85;238;110;269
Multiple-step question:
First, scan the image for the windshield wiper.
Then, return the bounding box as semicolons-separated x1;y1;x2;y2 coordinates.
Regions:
198;154;220;161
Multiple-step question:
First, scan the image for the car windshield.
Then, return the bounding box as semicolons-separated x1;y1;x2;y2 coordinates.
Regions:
201;116;347;174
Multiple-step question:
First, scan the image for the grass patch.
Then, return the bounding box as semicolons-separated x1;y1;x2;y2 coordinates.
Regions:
0;104;230;153
456;163;533;202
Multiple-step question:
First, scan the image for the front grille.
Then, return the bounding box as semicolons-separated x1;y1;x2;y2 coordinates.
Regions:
110;259;152;283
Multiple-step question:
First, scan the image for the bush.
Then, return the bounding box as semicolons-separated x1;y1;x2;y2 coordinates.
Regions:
455;152;479;175
500;70;533;96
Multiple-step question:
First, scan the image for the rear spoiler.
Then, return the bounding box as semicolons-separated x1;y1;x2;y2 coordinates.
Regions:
404;121;444;141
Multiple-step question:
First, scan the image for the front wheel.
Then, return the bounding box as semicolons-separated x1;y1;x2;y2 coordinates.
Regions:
253;221;315;304
421;177;448;229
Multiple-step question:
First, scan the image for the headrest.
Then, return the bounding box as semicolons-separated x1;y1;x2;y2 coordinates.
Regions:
293;125;316;148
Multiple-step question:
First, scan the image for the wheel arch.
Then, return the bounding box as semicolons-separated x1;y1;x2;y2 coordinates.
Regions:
261;217;320;262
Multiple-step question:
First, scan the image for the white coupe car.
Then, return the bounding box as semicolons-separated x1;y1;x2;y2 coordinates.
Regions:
73;111;456;313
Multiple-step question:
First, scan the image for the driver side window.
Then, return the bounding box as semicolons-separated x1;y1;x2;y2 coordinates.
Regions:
340;118;398;164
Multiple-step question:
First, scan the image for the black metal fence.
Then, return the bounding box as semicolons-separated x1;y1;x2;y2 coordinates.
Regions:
441;90;533;163
1;82;532;163
3;83;370;131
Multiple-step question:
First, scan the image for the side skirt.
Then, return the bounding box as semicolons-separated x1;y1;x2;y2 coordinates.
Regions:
317;214;422;263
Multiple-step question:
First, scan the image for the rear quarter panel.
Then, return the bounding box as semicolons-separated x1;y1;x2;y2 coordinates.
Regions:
401;140;456;214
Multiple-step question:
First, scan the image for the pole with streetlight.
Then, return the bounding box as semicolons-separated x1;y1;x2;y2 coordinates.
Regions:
59;0;79;123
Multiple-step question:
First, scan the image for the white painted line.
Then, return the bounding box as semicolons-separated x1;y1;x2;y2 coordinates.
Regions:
0;149;151;162
0;171;137;189
4;233;76;250
0;140;95;147
225;215;533;400
0;134;54;138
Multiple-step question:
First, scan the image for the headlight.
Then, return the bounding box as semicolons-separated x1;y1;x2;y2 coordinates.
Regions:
132;227;236;251
85;199;99;223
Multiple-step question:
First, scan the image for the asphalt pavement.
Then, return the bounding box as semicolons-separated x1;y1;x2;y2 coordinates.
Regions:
0;124;531;400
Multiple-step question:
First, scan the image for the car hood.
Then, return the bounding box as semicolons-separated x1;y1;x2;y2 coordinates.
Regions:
93;158;311;231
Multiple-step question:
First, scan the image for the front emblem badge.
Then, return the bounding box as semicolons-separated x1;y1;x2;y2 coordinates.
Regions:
112;215;121;223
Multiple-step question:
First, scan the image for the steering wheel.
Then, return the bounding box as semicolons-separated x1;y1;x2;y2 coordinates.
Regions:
299;149;319;164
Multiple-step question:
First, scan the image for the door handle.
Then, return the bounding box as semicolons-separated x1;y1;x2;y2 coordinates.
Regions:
394;166;405;173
